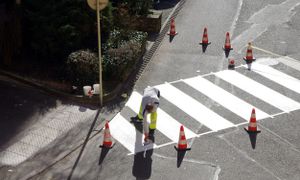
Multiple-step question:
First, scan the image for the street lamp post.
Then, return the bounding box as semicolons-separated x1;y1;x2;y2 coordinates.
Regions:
87;0;108;107
96;0;103;107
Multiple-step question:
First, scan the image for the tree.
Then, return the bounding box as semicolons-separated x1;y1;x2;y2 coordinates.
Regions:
22;0;97;63
0;0;22;66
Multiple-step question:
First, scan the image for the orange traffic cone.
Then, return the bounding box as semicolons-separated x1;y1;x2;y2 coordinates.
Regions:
100;121;114;149
168;18;178;36
223;32;233;51
199;27;211;45
243;42;256;62
244;108;261;133
228;59;235;70
174;125;191;151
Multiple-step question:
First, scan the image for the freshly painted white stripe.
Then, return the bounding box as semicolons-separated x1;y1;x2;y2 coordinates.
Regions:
127;91;197;142
125;91;141;112
184;76;270;121
250;63;300;94
252;46;300;72
275;57;300;73
155;83;234;131
109;113;157;154
215;70;300;112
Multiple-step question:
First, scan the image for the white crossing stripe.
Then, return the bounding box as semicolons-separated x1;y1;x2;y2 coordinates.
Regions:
126;91;197;142
250;63;300;94
184;76;270;121
215;70;300;112
155;83;235;131
109;114;157;154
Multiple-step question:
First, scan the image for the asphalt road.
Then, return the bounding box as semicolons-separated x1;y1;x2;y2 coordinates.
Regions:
29;0;300;179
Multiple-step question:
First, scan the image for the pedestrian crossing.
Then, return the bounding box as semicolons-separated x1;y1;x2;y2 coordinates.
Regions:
108;61;300;154
215;70;300;112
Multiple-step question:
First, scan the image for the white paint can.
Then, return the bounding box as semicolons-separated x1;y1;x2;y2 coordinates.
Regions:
83;86;92;96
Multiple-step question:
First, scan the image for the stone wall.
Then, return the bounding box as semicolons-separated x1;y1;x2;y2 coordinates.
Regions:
117;9;162;34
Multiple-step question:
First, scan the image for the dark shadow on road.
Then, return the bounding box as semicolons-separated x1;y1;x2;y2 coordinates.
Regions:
67;109;101;180
201;44;209;53
98;147;110;165
147;33;160;43
176;150;186;168
0;78;58;149
224;49;231;58
169;35;175;42
131;116;154;180
132;150;153;180
153;0;180;10
247;132;259;149
130;116;144;134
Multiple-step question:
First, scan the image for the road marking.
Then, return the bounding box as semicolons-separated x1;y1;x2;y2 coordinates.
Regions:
155;83;235;131
215;70;300;112
183;76;270;121
109;113;157;154
250;63;300;94
126;91;197;142
252;46;300;72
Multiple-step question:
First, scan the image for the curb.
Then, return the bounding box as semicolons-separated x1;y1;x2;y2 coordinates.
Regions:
0;69;122;107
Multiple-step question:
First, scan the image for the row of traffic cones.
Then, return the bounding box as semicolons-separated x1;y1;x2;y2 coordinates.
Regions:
168;19;256;70
98;120;192;151
100;108;260;151
174;108;261;151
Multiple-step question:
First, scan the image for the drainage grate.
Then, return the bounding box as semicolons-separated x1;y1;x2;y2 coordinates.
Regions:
123;0;187;92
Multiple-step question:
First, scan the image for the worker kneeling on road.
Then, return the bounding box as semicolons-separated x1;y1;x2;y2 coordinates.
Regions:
134;86;160;144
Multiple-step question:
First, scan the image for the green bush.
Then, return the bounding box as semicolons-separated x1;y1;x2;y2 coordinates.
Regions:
22;0;114;63
66;49;99;87
103;29;147;81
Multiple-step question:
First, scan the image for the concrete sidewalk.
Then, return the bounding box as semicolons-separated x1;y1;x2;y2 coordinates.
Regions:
0;74;120;179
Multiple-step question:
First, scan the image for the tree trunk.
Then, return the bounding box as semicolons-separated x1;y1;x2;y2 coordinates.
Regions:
0;1;22;66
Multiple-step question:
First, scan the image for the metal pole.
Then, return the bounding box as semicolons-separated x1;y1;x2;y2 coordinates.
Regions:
96;0;103;107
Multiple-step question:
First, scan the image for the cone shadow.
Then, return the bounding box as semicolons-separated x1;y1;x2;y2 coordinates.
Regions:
176;150;186;168
98;147;110;165
169;35;175;42
224;49;230;58
248;132;258;149
201;44;208;53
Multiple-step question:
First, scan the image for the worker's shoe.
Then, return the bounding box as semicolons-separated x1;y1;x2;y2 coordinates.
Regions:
148;129;156;143
149;129;155;136
130;115;143;123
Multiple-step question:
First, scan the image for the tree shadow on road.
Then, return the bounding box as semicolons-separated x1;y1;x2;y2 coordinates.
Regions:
0;78;59;149
153;0;181;10
67;109;101;180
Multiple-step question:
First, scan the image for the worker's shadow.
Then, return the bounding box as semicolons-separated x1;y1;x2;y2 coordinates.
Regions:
131;117;154;179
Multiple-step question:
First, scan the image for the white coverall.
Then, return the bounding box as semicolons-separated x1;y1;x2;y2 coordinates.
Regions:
137;86;160;140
